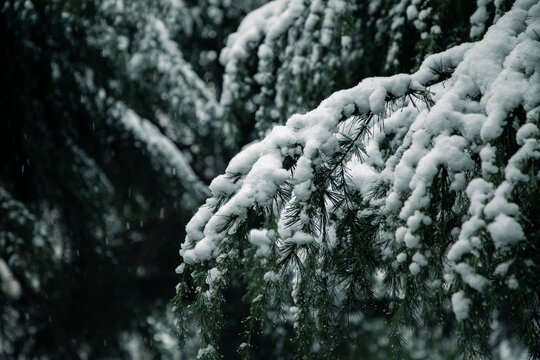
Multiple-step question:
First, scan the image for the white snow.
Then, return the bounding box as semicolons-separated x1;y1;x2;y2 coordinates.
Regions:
396;252;407;263
412;252;427;266
451;291;471;322
494;260;513;276
487;214;526;250
516;123;539;145
114;103;209;201
409;262;421;276
263;271;281;282
197;345;216;359
249;229;272;256
0;258;21;300
455;263;489;292
406;5;418;20
175;263;185;275
369;87;387;115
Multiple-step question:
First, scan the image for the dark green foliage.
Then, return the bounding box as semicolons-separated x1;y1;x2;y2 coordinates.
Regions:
2;0;536;359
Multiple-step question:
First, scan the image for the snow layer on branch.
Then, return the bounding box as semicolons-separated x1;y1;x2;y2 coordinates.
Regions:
0;258;21;300
182;0;539;265
70;0;216;205
451;290;471;322
127;14;219;124
219;0;289;106
90;0;222;145
249;229;272;257
180;0;540;330
487;214;526;249
183;58;465;263
112;102;209;202
218;0;361;136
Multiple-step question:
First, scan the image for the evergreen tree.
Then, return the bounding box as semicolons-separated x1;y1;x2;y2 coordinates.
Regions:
2;0;538;358
176;0;540;359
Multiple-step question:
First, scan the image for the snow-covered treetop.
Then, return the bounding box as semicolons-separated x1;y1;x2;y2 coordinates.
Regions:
176;0;540;358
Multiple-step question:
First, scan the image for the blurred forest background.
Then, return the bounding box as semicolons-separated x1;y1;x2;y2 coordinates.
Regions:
0;0;522;359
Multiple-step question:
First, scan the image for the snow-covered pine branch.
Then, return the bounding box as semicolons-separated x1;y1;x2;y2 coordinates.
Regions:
88;0;231;172
68;0;218;203
110;102;210;206
219;0;371;136
176;0;540;358
218;0;509;142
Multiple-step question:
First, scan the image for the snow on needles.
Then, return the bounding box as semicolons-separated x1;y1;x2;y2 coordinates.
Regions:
0;258;21;300
180;0;540;325
112;102;209;203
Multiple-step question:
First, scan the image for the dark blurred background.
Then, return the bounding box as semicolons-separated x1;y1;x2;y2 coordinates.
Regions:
0;0;267;358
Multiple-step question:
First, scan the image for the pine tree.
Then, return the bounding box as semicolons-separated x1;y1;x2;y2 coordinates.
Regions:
175;0;540;359
2;0;538;358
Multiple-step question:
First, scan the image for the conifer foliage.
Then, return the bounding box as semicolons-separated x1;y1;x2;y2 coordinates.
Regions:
1;0;538;358
176;0;540;359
